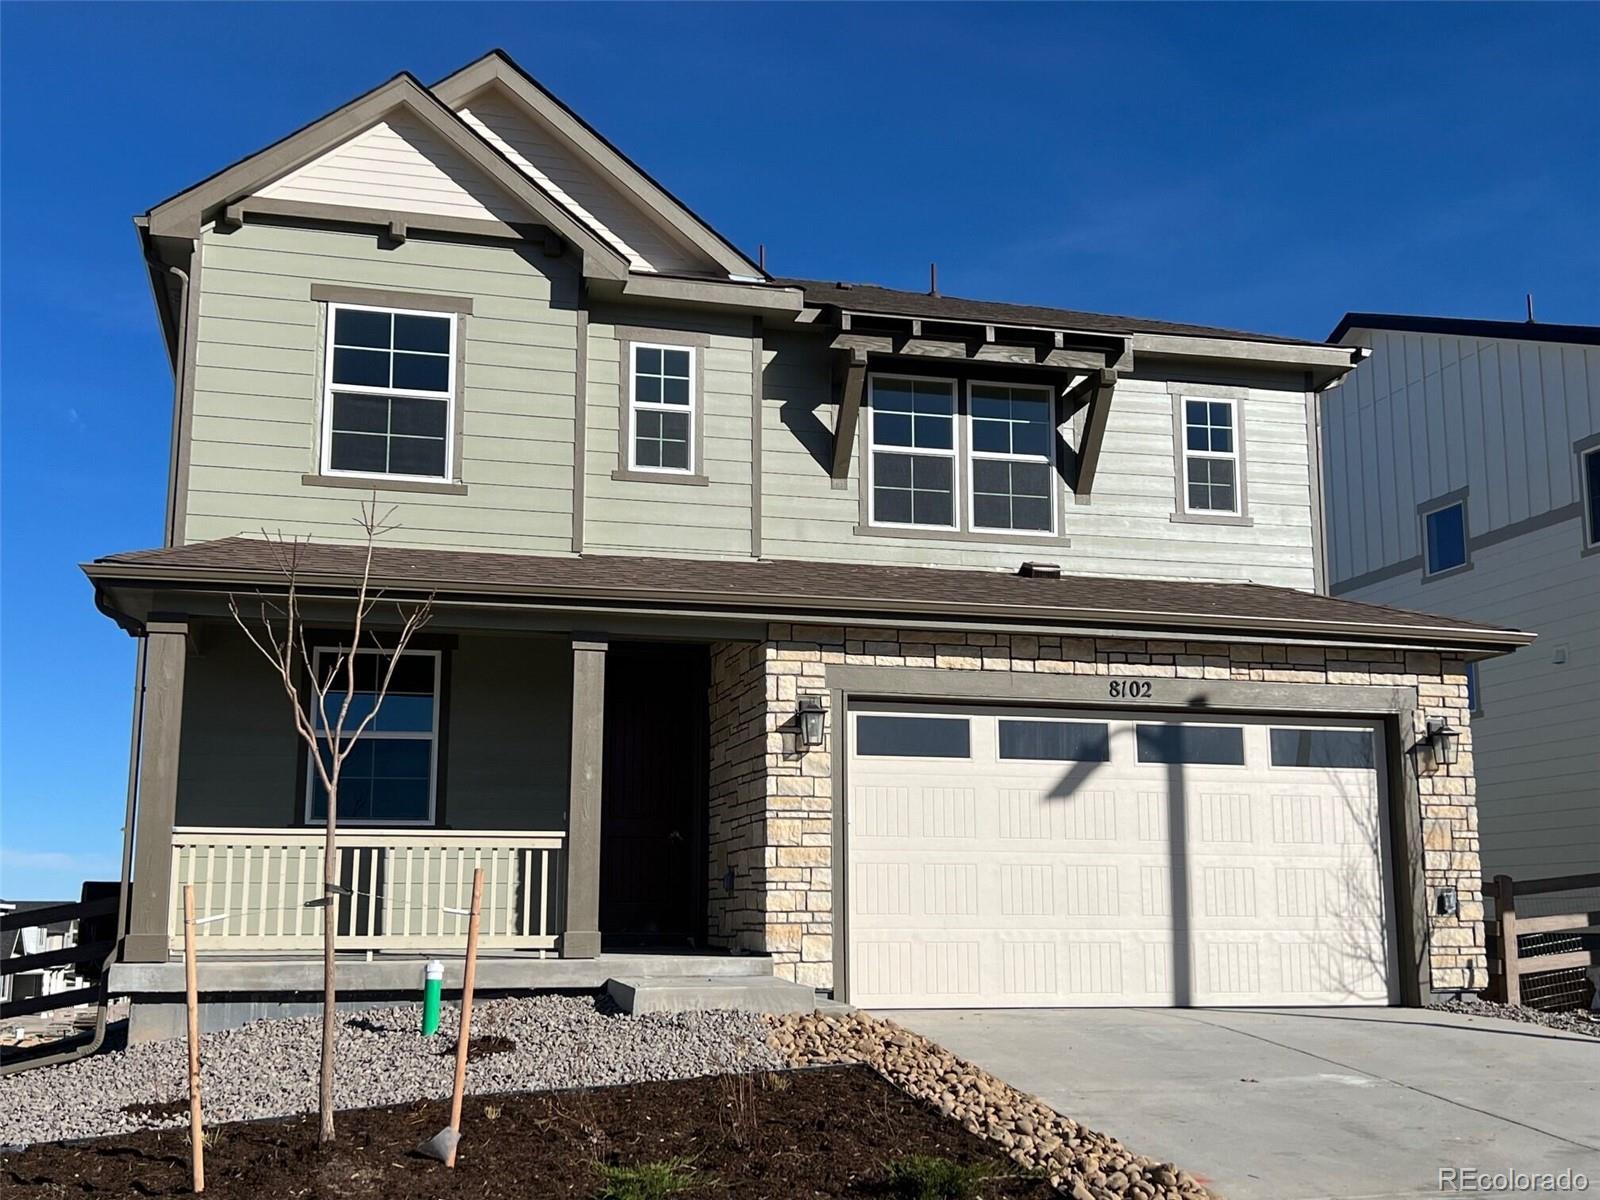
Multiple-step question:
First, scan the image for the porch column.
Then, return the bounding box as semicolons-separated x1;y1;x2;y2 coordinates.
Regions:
123;618;189;962
562;638;607;958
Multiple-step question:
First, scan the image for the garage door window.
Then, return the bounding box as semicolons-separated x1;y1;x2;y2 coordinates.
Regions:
1269;728;1375;769
856;715;970;758
998;720;1110;762
1135;724;1245;765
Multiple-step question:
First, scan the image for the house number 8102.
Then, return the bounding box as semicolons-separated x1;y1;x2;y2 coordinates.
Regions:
1108;680;1153;699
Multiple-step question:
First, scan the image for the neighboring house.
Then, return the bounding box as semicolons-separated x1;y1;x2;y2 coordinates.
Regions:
88;51;1530;1040
1;902;80;1007
1320;314;1600;918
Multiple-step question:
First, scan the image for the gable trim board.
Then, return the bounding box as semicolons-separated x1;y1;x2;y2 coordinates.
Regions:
143;72;630;281
430;51;764;281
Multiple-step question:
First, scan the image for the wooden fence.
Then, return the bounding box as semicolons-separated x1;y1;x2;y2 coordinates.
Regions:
1484;871;1600;1008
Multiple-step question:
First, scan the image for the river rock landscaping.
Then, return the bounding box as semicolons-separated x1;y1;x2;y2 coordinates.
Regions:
767;1010;1216;1200
1426;995;1600;1038
0;994;782;1145
2;997;1219;1198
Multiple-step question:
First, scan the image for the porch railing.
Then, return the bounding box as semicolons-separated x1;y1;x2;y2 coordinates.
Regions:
168;827;565;954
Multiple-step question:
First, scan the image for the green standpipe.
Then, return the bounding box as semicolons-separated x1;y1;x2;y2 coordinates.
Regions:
422;959;444;1036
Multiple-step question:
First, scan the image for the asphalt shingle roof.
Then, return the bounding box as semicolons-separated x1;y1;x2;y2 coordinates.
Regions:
89;538;1526;648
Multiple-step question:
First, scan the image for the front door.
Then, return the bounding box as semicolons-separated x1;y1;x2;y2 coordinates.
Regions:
599;644;707;946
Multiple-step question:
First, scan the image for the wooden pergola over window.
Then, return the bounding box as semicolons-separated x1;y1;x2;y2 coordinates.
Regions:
823;307;1131;498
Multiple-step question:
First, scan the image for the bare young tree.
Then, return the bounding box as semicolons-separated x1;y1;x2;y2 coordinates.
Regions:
228;501;434;1144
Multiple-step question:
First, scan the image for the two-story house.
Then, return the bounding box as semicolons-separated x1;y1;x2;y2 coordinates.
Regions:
1321;313;1599;927
88;51;1530;1040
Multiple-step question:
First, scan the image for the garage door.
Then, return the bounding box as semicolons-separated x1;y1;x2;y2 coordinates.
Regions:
845;707;1395;1008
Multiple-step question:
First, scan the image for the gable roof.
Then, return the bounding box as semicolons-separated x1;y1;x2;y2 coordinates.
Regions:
782;278;1328;347
88;537;1532;653
1328;312;1600;348
432;51;764;280
143;72;629;280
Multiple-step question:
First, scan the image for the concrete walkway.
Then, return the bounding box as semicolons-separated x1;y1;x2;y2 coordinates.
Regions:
881;1007;1600;1199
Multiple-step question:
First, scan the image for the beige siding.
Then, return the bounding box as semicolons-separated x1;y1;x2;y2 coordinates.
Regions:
583;308;756;558
257;111;528;224
759;332;1317;587
456;88;709;275
176;629;571;831
186;220;578;553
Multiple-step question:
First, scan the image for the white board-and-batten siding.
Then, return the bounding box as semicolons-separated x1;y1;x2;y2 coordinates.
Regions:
186;220;579;553
1322;327;1600;910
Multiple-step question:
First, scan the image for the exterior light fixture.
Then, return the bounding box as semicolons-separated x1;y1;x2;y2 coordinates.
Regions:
797;695;826;749
1425;716;1462;767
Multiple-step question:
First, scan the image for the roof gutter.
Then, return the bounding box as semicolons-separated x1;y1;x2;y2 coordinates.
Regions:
82;561;1536;653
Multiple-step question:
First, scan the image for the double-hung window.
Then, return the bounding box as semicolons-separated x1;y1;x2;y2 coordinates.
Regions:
322;304;456;481
629;344;695;472
868;376;957;528
305;648;440;826
969;383;1056;533
1181;398;1240;514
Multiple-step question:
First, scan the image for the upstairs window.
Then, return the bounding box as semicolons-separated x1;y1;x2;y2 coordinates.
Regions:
969;383;1056;534
322;304;455;481
1181;398;1240;514
1424;500;1469;575
629;344;695;473
868;376;957;528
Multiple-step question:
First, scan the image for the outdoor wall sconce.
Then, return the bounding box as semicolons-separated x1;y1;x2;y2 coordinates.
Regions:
796;695;827;749
1424;716;1462;767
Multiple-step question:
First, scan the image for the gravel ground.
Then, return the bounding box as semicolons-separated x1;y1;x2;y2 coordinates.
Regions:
0;993;783;1146
769;1010;1215;1200
1427;996;1600;1038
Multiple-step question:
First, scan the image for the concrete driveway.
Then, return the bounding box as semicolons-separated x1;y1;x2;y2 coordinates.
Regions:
881;1007;1600;1199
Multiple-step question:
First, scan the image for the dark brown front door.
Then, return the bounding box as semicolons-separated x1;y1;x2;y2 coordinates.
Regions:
599;644;707;947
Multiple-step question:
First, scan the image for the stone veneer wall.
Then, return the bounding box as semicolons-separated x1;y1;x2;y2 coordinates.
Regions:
705;624;1486;997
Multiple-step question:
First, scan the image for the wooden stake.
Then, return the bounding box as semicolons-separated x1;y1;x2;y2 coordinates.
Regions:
445;867;484;1168
182;884;205;1194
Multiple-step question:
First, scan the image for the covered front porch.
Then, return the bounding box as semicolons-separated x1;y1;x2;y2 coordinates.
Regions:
113;601;736;967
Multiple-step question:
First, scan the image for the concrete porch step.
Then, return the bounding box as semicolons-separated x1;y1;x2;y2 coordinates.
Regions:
605;974;818;1015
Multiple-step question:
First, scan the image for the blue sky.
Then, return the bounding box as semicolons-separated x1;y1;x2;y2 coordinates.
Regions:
2;2;1596;899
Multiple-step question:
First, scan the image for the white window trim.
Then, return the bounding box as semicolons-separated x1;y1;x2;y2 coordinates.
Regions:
627;342;697;475
866;373;960;531
302;647;441;828
320;302;458;484
1180;396;1242;517
1422;498;1471;577
965;380;1059;537
1581;444;1600;550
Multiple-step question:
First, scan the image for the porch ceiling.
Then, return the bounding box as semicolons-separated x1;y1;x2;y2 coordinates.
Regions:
85;537;1531;653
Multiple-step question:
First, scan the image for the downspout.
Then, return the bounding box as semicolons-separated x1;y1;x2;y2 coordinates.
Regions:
119;245;188;954
155;259;192;548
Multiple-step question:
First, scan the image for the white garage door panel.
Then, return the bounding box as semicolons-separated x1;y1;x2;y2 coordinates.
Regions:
846;712;1394;1008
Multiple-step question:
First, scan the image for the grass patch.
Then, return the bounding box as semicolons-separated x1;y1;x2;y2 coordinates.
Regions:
883;1154;1002;1199
594;1156;701;1199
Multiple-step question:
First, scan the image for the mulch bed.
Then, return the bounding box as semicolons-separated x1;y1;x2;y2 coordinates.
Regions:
2;1065;1058;1198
